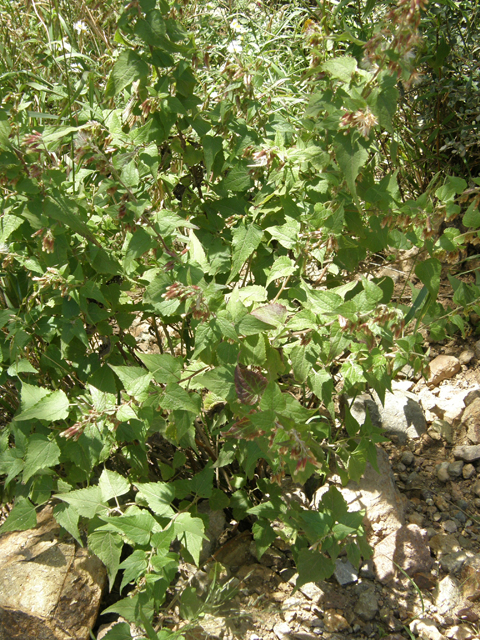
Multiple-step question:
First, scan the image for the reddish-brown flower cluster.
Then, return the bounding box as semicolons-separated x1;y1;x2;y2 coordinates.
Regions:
32;267;69;295
341;108;378;139
162;282;210;320
32;228;55;254
364;0;428;85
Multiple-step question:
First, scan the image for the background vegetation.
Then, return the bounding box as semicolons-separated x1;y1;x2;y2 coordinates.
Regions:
1;0;480;637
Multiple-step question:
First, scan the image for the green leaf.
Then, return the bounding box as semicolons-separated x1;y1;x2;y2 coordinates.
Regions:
296;548;335;588
250;303;288;327
334;133;369;196
463;202;480;229
88;529;123;590
135;482;176;518
99;469;131;502
53;503;82;545
0;497;36;534
23;434;61;482
266;256;297;287
252;519;276;558
15;386;69;423
7;359;38;376
119;549;148;593
56;486;108;518
228;223;264;284
101;509;160;545
322;55;357;82
415;258;441;298
220;164;252;192
179;586;203;620
172;512;206;565
266;218;300;250
161;383;201;414
136;352;183;384
97;622;132;640
109;365;153;399
106;50;150;98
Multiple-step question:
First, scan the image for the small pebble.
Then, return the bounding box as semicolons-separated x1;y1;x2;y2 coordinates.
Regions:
453;510;467;524
459;350;475;365
397;462;407;472
444;520;458;533
463;463;476;479
436;462;450;483
448;461;464;477
401;450;415;466
473;480;480;497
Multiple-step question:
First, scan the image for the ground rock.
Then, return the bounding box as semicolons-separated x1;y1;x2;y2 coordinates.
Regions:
274;622;292;640
354;587;379;621
436;462;451;483
430;533;461;557
462;464;476;479
410;618;446;640
350;390;426;443
458;350;475;365
453;445;480;462
473;480;480;497
428;355;461;386
461;398;480;444
0;508;106;640
334;558;358;586
429;420;454;444
448;461;464;477
435;575;464;615
445;625;475;640
372;524;433;584
312;447;404;538
323;611;349;632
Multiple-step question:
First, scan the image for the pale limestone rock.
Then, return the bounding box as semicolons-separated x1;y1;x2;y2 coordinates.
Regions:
0;508;106;640
428;355;461;386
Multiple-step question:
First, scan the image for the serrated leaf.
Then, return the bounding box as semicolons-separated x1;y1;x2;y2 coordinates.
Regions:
102;592;154;625
105;50;150;98
463;202;480;229
252;519;277;558
22;434;61;482
109;365;153;399
136;352;182;384
99;469;131;502
172;512;206;566
160;383;201;414
250;303;288;327
101;509;159;545
53;502;82;545
119;550;148;593
334;133;369;196
0;498;36;533
15;388;69;423
135;481;176;517
296;548;335;587
7;359;38;376
56;485;108;518
234;364;268;405
415;258;441;298
97;622;132;640
228;223;264;284
266;256;297;287
88;529;123;590
322;55;357;82
266;218;300;250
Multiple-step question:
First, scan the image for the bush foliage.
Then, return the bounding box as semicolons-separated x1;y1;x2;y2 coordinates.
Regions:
1;0;480;637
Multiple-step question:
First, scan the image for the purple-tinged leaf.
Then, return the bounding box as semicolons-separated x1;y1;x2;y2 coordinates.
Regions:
250;303;288;327
234;364;268;405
